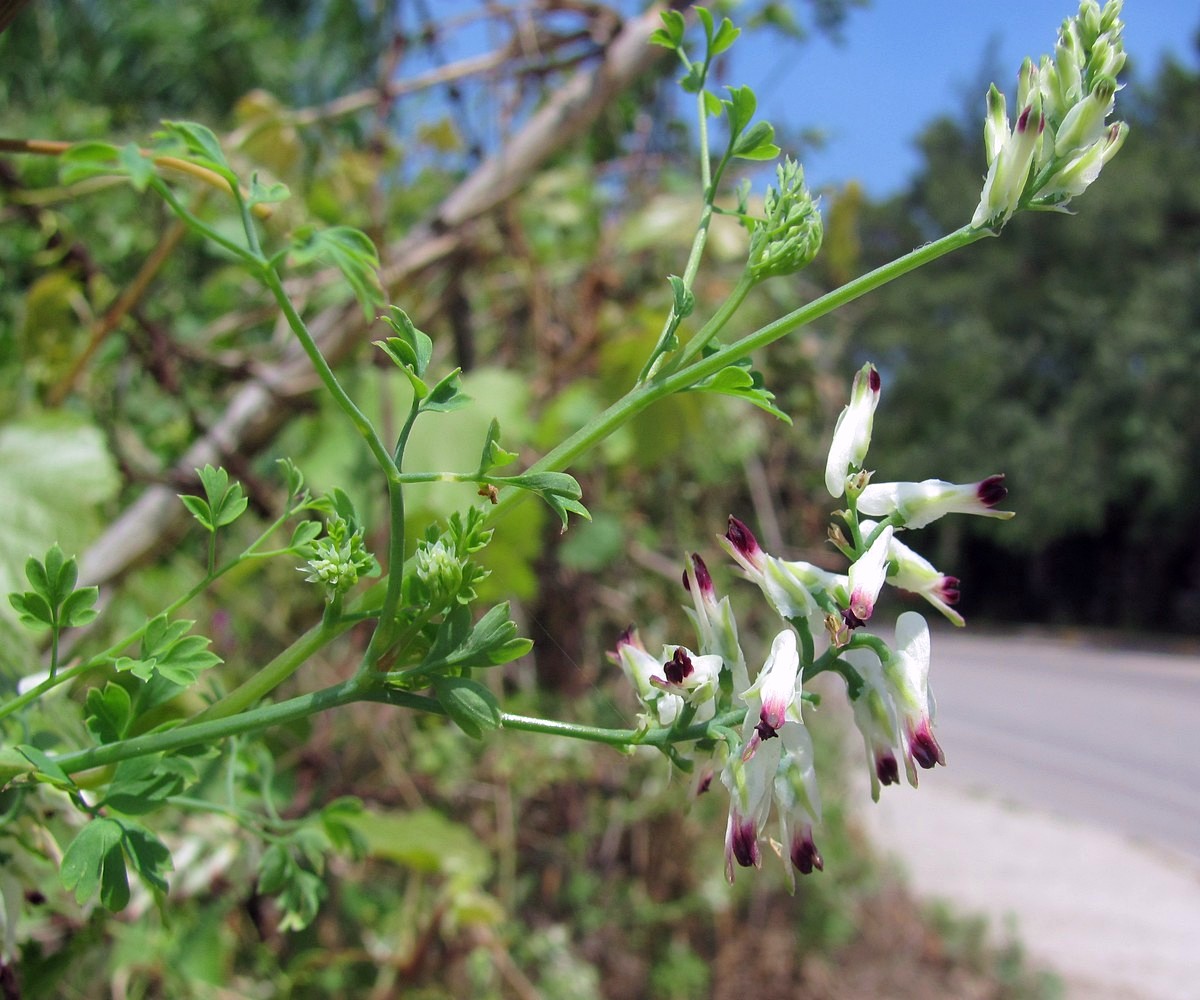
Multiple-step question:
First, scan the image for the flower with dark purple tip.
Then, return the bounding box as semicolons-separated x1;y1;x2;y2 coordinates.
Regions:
843;646;902;802
843;526;893;629
741;629;801;759
825;363;882;499
883;612;946;786
857;475;1014;530
721;516;842;622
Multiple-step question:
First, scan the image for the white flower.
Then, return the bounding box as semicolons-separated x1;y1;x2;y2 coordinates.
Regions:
842;646;902;803
774;722;824;890
883;612;945;787
856;475;1014;530
825;363;881;498
741;629;801;759
844;526;893;628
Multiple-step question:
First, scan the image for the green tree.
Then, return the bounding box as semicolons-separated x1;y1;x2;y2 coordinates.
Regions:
845;50;1200;630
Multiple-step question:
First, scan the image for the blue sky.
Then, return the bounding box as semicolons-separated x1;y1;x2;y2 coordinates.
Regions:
728;1;1200;196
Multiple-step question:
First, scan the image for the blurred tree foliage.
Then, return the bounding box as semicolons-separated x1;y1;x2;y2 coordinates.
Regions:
3;2;1018;998
840;51;1200;633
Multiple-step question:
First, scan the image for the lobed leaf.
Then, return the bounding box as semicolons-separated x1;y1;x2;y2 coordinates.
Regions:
60;818;124;905
84;683;133;744
432;675;502;739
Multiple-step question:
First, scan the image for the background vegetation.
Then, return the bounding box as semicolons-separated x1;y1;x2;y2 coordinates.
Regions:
1;0;1191;996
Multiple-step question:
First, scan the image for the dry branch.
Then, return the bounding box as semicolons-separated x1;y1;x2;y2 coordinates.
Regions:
79;3;672;588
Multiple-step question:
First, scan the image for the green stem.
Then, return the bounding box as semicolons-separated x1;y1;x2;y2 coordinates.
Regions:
498;707;745;748
496;224;989;511
52;678;369;775
359;479;407;677
670;270;757;371
152;180;257;265
636;81;721;383
189;614;355;725
261;269;397;480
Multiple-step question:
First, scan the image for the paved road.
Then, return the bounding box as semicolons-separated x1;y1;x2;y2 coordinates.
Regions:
851;628;1200;1000
925;628;1200;859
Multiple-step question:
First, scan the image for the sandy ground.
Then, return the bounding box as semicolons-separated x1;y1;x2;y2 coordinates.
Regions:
858;779;1200;1000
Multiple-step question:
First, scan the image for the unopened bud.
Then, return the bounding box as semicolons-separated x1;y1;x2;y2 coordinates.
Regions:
747;158;823;280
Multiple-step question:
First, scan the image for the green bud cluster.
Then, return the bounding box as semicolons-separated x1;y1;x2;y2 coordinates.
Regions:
411;538;466;607
972;0;1128;229
301;516;375;597
747;158;823;281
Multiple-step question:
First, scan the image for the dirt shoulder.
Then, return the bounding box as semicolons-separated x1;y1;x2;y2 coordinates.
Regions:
856;778;1200;1000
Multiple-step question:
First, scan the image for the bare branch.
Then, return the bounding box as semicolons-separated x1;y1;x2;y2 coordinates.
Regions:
79;3;670;589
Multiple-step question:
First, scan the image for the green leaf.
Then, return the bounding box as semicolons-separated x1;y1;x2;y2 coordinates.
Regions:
702;90;724;117
667;274;695;319
490;471;590;530
178;494;214;530
477;419;518;475
247;172;290;208
419;602;532;674
84;683;133;744
289;225;383;319
649;9;685;49
378;307;433;377
731;120;780;161
115;614;222;687
101;755;191;815
156;120;234;181
8;591;53;629
60;818;124;905
288;520;323;551
59;141;121;184
710;18;740;56
118;142;155;192
60;586;99;628
119;820;173;894
320;797;369;861
277;868;324;932
256;843;291;896
694;6;715;43
421;368;469;414
723;86;757;138
691;362;792;423
8;544;99;638
432;675;502;739
680;64;706;94
99;843;131;911
279;457;306;500
15;744;76;790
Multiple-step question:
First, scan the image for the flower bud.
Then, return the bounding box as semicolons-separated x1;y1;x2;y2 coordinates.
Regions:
1041;121;1127;201
825;363;881;499
972;97;1044;229
747;158;823;280
1054;75;1117;156
413;538;465;606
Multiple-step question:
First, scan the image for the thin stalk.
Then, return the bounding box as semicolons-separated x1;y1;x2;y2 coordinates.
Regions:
52;679;368;775
497;707;746;749
261;270;398;479
670;270;757;371
498;224;989;510
359;479;406;677
188;614;356;725
635;78;721;383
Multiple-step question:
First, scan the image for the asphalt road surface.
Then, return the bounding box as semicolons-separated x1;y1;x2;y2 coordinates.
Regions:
853;628;1200;1000
925;628;1200;858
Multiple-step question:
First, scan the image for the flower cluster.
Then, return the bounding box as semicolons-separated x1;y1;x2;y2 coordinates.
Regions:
972;0;1127;229
611;362;1013;887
